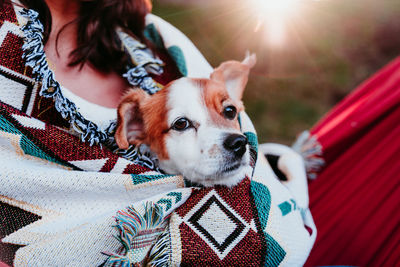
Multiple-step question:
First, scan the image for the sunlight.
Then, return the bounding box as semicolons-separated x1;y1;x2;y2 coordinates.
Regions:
251;0;301;46
257;0;299;16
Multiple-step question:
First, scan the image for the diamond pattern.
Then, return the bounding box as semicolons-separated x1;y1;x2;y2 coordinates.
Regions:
183;190;250;259
189;196;245;252
197;202;237;245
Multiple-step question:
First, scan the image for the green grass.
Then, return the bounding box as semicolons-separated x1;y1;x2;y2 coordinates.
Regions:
153;0;400;144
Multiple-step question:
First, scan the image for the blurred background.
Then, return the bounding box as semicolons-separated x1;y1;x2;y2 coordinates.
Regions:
152;0;400;144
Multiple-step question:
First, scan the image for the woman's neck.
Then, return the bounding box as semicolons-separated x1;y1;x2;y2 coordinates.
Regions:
44;0;80;66
45;0;80;28
42;0;130;108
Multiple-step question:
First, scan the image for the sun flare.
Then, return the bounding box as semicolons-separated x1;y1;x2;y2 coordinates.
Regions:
251;0;301;46
257;0;299;16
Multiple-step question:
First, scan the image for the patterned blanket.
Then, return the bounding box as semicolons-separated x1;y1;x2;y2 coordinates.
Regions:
0;2;316;266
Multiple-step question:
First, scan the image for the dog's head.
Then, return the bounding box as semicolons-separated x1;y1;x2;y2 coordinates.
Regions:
115;54;256;187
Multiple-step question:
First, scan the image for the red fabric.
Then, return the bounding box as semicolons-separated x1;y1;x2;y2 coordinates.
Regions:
305;57;400;266
151;47;182;86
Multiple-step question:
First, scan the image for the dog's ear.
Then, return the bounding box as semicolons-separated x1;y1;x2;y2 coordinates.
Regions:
115;89;149;150
210;53;256;101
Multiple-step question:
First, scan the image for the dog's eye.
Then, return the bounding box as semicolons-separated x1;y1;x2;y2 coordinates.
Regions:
172;117;191;131
223;105;237;120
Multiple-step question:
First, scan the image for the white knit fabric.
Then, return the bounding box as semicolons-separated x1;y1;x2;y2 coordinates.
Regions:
60;86;117;129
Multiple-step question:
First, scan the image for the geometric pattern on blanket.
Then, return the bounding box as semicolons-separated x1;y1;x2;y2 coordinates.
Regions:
0;5;186;265
0;2;316;266
0;103;150;173
0;103;187;266
167;178;285;266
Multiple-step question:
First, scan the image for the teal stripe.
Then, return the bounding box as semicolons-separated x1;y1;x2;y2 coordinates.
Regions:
265;234;286;267
278;199;298;216
130;174;175;185
290;199;297;210
244;131;258;153
167;46;188;76
167;191;182;202
251;181;286;266
0;115;22;134
0;115;66;166
278;201;292;216
144;23;164;49
251;181;271;229
157;198;172;211
157;191;183;212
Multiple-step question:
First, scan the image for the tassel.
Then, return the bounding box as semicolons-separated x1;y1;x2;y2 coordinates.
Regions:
292;131;325;179
105;202;168;267
146;227;171;267
19;8;108;146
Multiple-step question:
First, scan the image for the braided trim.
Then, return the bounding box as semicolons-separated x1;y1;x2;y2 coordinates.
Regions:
117;29;164;95
20;8;107;145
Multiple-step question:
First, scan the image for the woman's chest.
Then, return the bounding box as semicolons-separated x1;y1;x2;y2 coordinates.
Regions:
48;59;130;109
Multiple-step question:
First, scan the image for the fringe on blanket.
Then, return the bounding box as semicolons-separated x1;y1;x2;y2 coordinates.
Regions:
292;131;325;179
19;9;165;146
104;202;168;267
20;9;108;145
146;227;171;267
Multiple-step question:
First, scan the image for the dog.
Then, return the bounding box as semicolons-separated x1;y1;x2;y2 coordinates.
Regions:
115;54;256;187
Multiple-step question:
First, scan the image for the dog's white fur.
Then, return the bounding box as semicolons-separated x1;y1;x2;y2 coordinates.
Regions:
159;79;252;187
116;54;256;187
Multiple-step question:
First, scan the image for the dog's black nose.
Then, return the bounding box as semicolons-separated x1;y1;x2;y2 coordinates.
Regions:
223;134;248;158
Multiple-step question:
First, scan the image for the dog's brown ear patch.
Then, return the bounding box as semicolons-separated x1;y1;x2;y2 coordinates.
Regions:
139;88;170;160
210;53;256;101
115;90;148;150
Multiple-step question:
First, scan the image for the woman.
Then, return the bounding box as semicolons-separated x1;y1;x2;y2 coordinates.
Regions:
0;0;315;266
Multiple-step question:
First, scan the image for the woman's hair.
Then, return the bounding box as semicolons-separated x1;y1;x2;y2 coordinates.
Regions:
1;0;152;74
